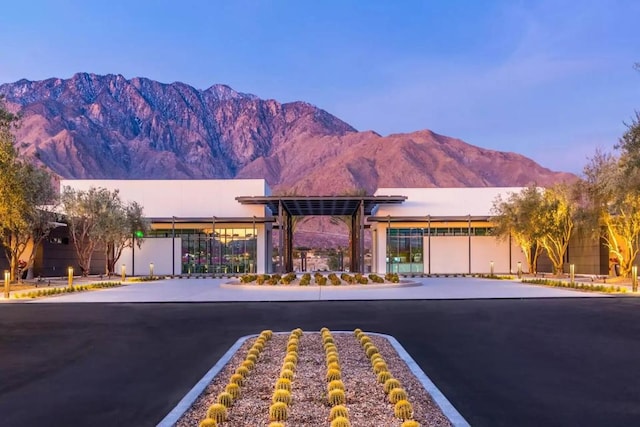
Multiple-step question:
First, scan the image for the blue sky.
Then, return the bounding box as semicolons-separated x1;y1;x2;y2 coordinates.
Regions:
1;0;638;173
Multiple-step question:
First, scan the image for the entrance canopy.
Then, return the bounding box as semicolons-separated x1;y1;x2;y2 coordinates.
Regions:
236;195;407;273
235;195;406;216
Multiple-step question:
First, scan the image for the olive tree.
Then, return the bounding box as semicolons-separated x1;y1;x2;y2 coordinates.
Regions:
61;186;148;276
537;184;576;274
491;185;545;274
583;151;640;277
0;99;58;282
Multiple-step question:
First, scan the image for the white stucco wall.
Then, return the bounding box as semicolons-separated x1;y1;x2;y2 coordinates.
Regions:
374;187;526;217
120;238;181;276
60;179;269;218
430;236;469;274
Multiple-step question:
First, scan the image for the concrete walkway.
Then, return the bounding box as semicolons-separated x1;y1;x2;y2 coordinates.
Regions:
16;276;608;303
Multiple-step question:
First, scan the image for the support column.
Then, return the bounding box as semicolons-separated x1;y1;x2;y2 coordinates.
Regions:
468;214;472;274
350;212;358;273
359;200;365;273
278;201;284;273
172;216;176;276
286;213;293;272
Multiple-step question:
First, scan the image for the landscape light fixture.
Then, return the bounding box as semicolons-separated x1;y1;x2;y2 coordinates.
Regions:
121;264;126;282
633;266;638;293
517;261;522;278
570;264;575;284
68;267;74;288
4;270;9;299
490;261;494;276
149;262;154;278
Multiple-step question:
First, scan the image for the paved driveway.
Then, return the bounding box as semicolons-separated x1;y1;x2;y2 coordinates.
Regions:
1;298;639;427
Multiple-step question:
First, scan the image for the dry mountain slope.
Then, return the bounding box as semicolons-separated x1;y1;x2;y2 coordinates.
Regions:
0;73;574;195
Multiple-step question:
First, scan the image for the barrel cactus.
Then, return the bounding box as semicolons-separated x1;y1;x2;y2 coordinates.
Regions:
225;382;241;399
248;348;260;358
329;404;349;420
389;387;408;404
241;359;255;371
268;423;285;427
280;368;294;380
330;416;351;427
365;345;379;359
199;418;217;427
328;388;346;406
284;354;298;364
353;328;363;337
383;378;401;393
216;391;233;407
373;361;388;374
401;420;420;427
327;361;341;372
282;361;296;372
206;403;227;423
360;336;372;346
235;366;250;378
246;353;258;364
395;400;414;420
326;354;339;365
260;329;273;339
269;401;289;421
275;377;292;391
229;373;244;386
326;368;341;382
377;370;393;384
272;388;292;405
327;379;345;392
291;327;303;337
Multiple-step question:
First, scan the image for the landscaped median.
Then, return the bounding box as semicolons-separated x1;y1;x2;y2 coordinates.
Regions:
521;278;629;294
11;281;123;299
236;272;400;287
170;329;459;427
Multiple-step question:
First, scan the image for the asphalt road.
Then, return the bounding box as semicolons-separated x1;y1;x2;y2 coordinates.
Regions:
1;298;639;427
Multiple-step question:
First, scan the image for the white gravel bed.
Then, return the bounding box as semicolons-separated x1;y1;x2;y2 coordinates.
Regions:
176;331;452;426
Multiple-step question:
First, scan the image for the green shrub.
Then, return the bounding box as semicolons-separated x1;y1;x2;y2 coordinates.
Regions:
240;274;257;283
328;273;342;285
368;273;384;283
341;273;355;284
316;275;328;286
385;273;400;283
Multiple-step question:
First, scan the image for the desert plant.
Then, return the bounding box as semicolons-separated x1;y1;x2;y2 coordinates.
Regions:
401;420;420;427
353;328;363;337
316;275;328;286
199;418;218;427
241;359;255;371
327;361;341;371
359;336;372;346
235;366;250;378
383;378;401;394
260;329;273;339
206;403;227;423
327;379;345;392
373;361;387;373
330;416;351;427
268;423;285;427
292;327;303;337
328;388;346;406
275;377;292;391
282;361;296;372
246;353;258;364
272;389;292;405
365;345;379;359
329;405;349;421
217;391;234;407
284;354;298;365
327;354;339;364
394;400;414;420
326;368;342;382
269;401;288;422
280;368;294;381
368;273;385;283
248;347;261;358
388;387;408;404
225;382;241;399
229;373;244;386
377;370;393;384
287;343;298;353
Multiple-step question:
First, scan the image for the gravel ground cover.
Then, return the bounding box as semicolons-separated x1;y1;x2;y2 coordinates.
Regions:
177;330;452;427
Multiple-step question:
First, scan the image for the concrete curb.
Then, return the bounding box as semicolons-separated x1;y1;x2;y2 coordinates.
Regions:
157;330;469;426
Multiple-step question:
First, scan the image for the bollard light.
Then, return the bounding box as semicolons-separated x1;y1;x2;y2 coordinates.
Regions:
68;267;74;288
4;270;9;299
570;264;575;284
490;261;494;276
121;264;126;282
633;266;638;293
149;262;154;278
517;261;522;278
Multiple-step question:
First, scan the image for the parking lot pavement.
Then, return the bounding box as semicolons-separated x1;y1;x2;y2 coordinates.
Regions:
1;298;639;427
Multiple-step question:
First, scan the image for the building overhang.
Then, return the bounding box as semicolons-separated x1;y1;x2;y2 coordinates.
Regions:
236;195;407;216
368;215;493;223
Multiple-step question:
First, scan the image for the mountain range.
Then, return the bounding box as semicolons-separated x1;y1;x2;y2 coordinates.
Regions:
0;73;574;246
